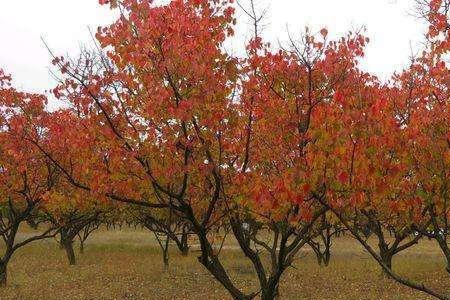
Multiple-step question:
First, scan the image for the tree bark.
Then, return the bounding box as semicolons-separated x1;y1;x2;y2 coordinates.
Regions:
79;241;85;254
261;288;278;300
261;276;281;300
380;251;393;275
180;203;255;299
195;230;252;300
176;232;190;256
0;262;7;287
163;235;170;270
63;240;76;266
315;252;323;266
163;251;169;269
323;248;331;267
435;236;450;275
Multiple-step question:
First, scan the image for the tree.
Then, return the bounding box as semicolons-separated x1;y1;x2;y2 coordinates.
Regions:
307;213;344;267
35;1;376;297
50;210;101;265
313;48;449;298
391;0;450;276
12;0;450;299
140;207;191;261
0;70;60;286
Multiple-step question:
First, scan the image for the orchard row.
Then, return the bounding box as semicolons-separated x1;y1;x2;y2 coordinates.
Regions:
1;0;450;299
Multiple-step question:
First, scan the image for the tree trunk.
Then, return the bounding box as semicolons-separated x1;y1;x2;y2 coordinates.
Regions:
79;240;85;254
434;234;450;275
177;232;190;256
162;236;170;270
163;251;169;270
323;249;331;267
261;289;278;300
179;245;189;256
380;250;393;276
0;262;7;287
261;278;281;300
195;233;252;299
184;208;252;299
198;255;253;300
315;253;323;266
63;240;76;266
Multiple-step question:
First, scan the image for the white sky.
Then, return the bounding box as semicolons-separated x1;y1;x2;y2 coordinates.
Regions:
0;0;426;94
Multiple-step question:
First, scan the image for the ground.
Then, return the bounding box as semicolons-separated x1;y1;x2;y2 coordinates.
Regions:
1;227;449;299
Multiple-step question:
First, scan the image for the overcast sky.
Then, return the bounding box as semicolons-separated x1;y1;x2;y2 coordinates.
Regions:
0;0;427;94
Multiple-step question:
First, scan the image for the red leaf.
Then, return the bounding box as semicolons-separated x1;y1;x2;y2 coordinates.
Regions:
302;183;311;194
338;171;349;184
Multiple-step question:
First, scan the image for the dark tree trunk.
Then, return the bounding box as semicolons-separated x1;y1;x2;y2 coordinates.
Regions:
0;224;18;288
63;240;76;266
435;235;450;275
163;251;169;269
177;231;190;256
179;245;189;256
153;231;171;270
0;262;7;287
195;230;252;300
323;248;331;267
312;246;330;267
309;241;331;267
261;276;281;300
180;203;255;299
323;234;332;267
315;252;323;266
163;235;170;270
261;288;278;300
79;241;85;254
197;255;252;300
380;250;393;276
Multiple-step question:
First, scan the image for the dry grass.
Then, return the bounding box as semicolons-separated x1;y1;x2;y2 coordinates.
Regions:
1;227;450;299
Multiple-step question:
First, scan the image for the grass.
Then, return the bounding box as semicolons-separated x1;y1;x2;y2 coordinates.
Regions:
1;227;450;299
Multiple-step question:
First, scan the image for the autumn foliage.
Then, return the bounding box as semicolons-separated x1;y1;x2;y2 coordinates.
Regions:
1;0;450;299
